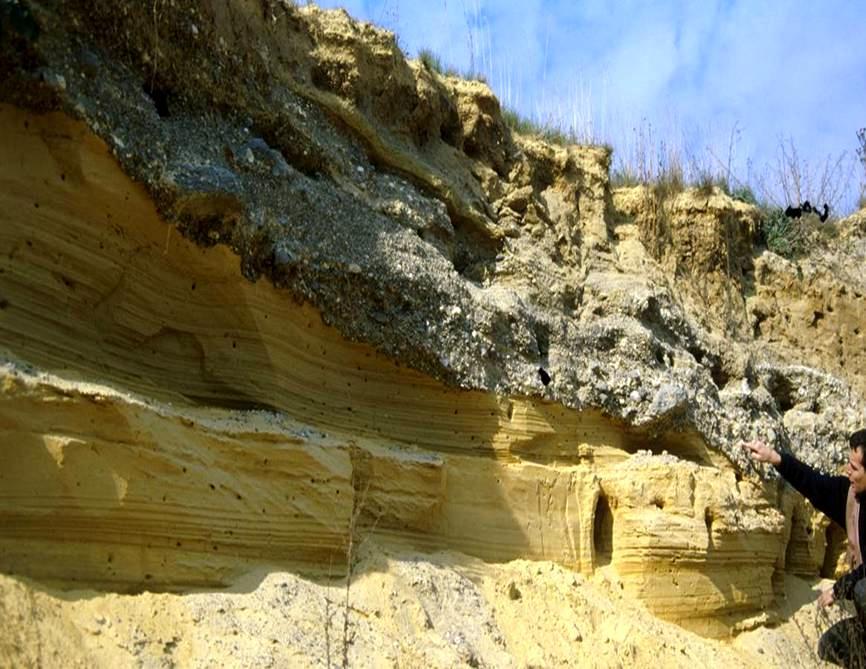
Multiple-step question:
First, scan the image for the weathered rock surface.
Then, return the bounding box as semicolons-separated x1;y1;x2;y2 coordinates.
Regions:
1;1;866;666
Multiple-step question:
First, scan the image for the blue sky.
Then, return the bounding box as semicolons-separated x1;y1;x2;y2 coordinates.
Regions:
314;0;866;212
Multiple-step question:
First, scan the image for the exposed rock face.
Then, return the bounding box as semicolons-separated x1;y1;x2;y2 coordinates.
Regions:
749;248;866;398
1;1;866;665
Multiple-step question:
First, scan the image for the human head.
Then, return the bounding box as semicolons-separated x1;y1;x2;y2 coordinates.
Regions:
847;429;866;494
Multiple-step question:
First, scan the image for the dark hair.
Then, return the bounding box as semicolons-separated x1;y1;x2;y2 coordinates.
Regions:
850;429;866;450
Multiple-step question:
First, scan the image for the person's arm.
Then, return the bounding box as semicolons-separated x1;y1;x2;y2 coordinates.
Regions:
774;452;850;527
744;440;855;607
742;440;849;527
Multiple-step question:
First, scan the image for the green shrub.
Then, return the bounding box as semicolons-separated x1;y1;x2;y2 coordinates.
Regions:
857;127;865;173
759;206;805;258
502;107;572;146
858;128;866;208
418;49;443;74
695;171;717;197
610;169;641;188
654;169;685;199
461;70;487;83
501;107;533;134
731;184;758;205
418;48;487;83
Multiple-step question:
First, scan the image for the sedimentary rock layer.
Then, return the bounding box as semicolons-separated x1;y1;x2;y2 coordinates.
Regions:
0;104;842;637
2;2;865;659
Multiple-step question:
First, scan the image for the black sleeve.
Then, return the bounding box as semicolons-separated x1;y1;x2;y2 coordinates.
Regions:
774;452;850;528
834;564;866;600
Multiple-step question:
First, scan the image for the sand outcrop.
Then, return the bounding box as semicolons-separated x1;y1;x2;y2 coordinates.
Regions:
2;1;866;666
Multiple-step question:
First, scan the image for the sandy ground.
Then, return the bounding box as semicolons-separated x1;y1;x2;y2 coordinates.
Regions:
0;540;850;668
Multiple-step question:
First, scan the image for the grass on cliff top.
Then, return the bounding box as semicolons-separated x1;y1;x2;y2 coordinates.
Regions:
501;107;616;156
501;108;574;147
513;118;843;261
417;48;595;149
417;48;486;83
417;45;858;261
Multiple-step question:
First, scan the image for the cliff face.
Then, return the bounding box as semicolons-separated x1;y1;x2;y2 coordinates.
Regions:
1;1;866;666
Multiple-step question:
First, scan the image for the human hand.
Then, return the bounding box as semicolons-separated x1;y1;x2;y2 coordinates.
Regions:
741;440;781;466
817;587;835;608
